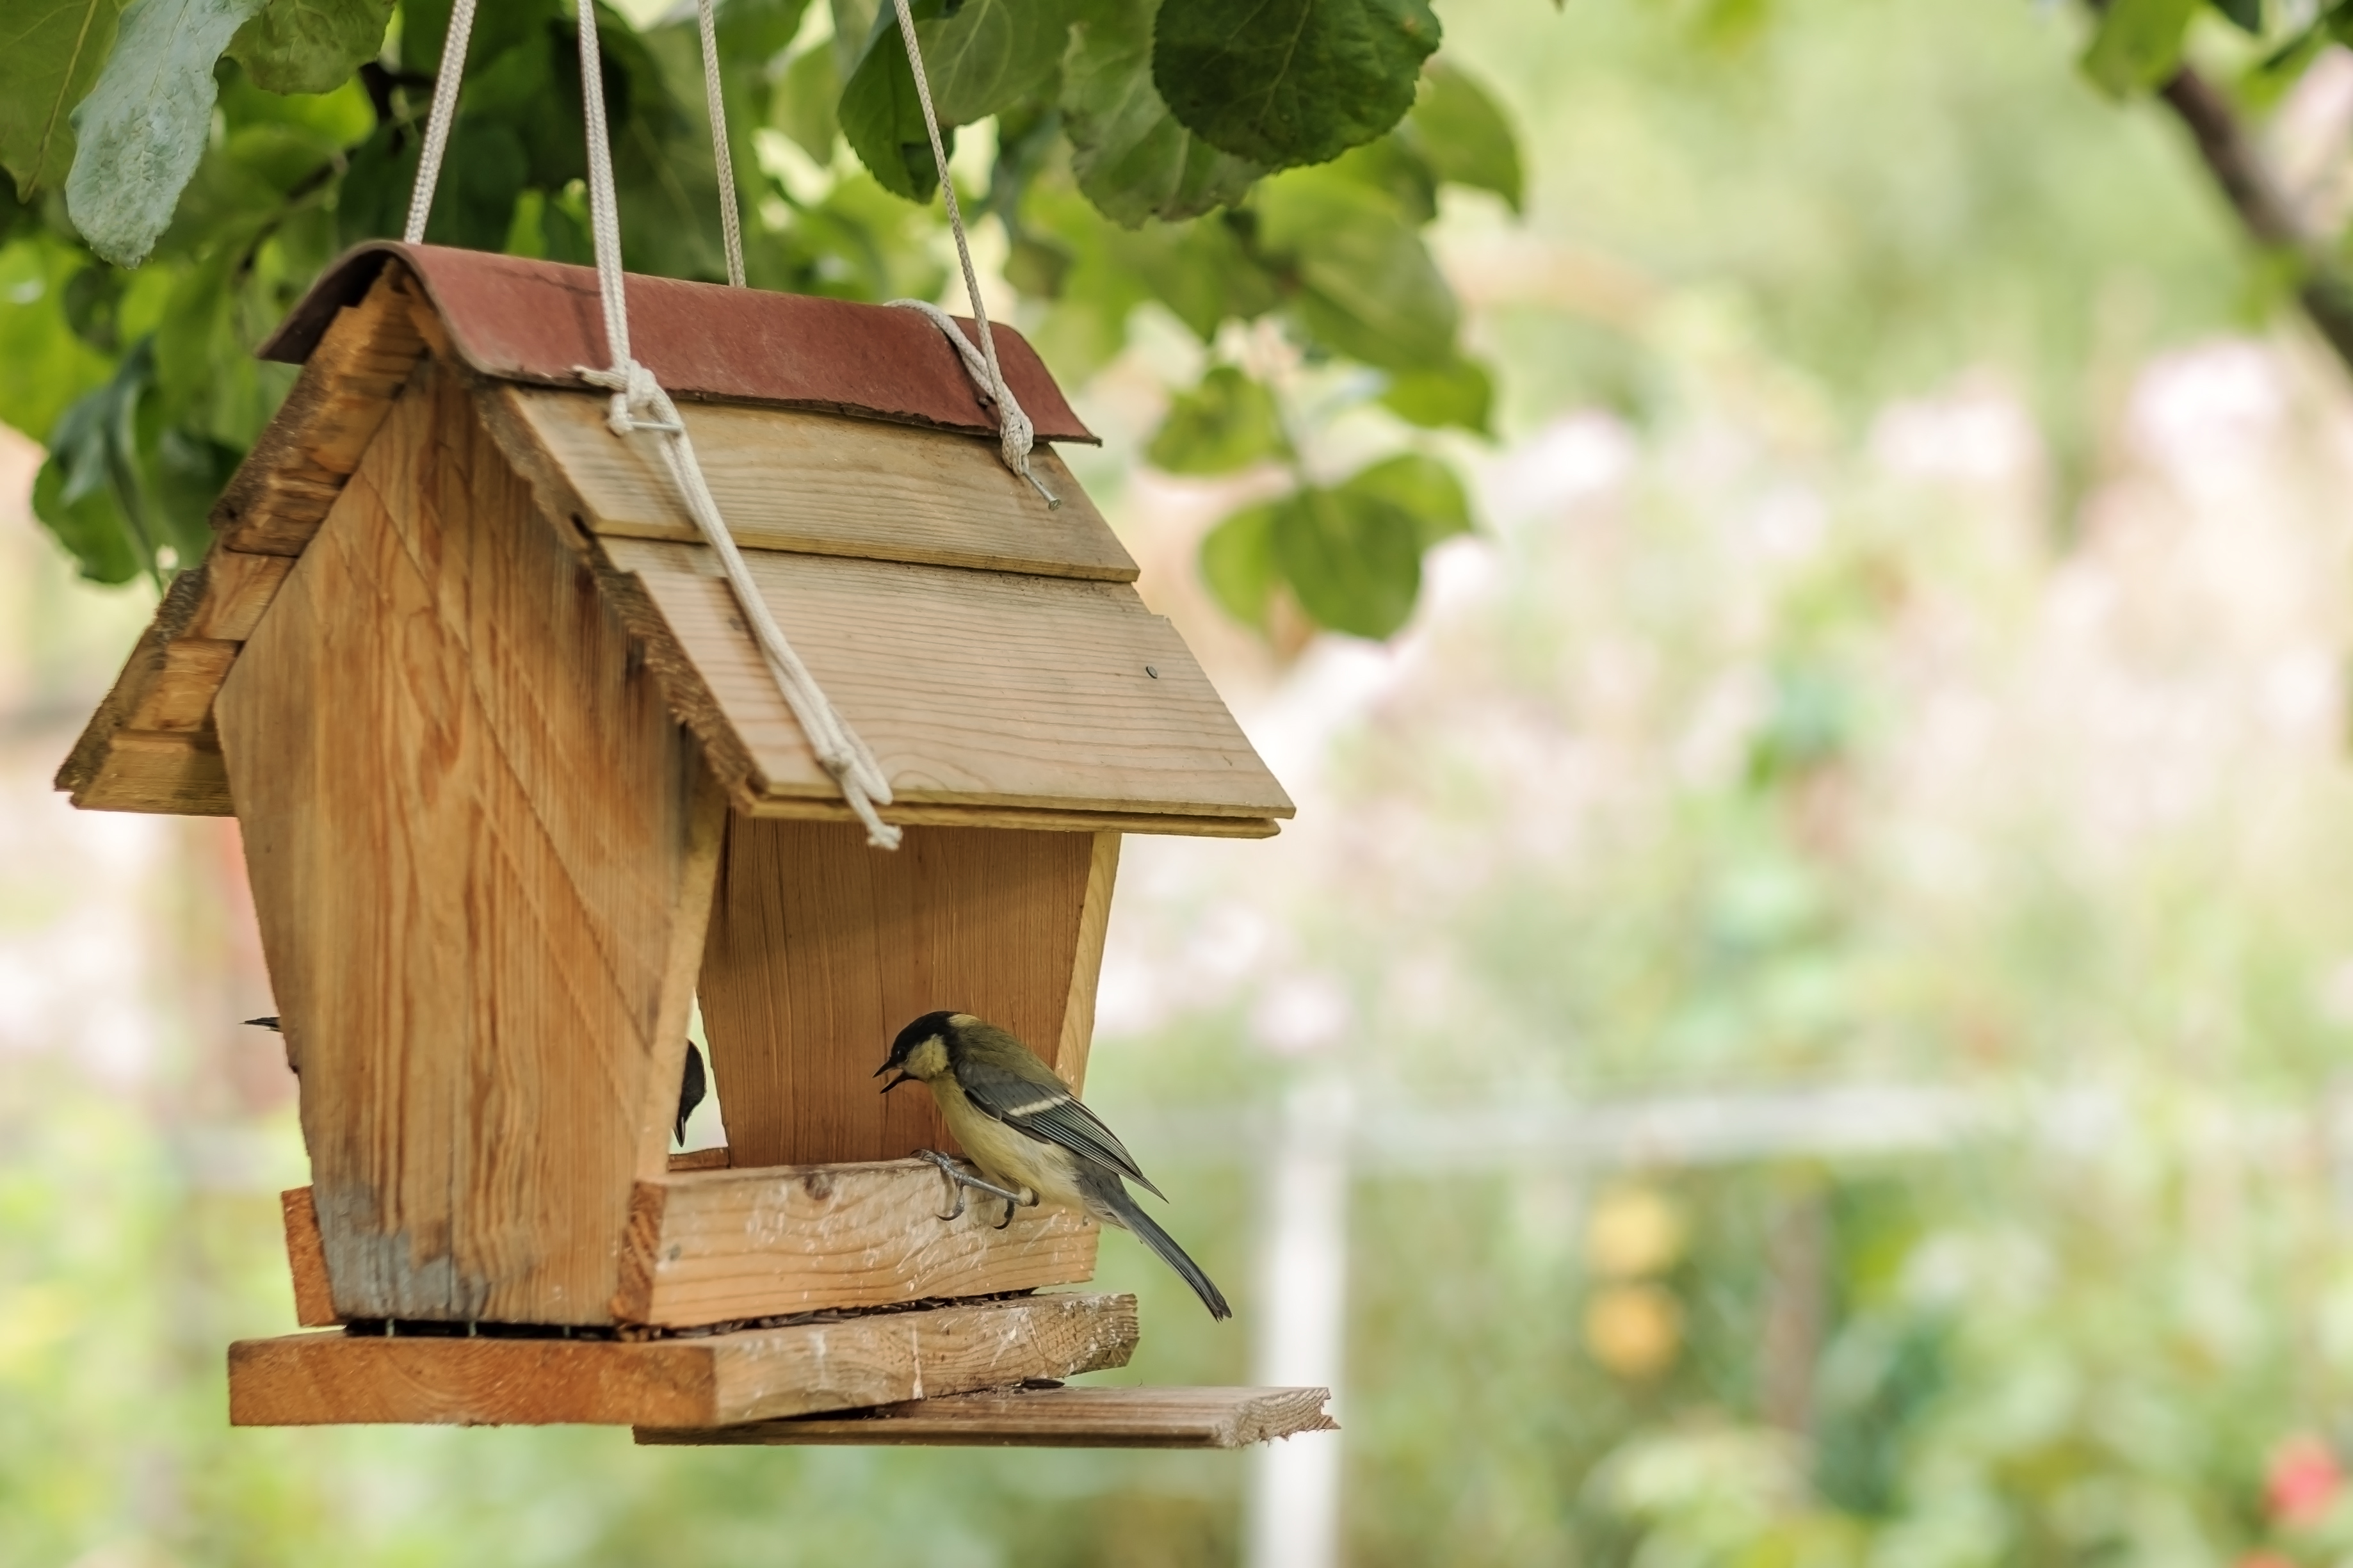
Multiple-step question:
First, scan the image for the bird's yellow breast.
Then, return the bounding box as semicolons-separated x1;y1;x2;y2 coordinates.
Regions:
926;1072;1088;1211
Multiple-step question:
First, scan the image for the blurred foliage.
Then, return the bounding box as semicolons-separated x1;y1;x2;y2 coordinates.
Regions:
0;0;1505;632
17;0;2353;1564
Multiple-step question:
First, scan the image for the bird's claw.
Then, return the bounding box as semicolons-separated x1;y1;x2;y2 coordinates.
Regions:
914;1149;1028;1224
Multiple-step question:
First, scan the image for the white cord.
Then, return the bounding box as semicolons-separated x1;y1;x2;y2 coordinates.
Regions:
882;0;1057;508
697;0;747;289
574;0;900;848
403;0;479;243
398;0;912;847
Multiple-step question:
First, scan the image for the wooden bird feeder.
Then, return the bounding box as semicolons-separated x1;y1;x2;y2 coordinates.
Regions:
58;243;1330;1446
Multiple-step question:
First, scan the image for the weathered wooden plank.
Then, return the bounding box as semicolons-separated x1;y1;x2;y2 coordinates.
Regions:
668;1147;732;1173
612;1158;1099;1328
637;1384;1339;1448
185;550;295;641
503;390;1136;582
740;796;1280;838
228;1294;1140;1427
1056;833;1120;1093
605;538;1293;822
63;728;232;814
213;266;428;556
121;639;238;731
216;354;724;1325
281;1188;339;1327
699;821;1099;1168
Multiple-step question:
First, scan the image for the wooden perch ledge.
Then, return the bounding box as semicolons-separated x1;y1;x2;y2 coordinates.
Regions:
636;1384;1338;1449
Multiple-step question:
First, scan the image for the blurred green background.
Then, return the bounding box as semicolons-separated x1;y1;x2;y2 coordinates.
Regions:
15;0;2353;1562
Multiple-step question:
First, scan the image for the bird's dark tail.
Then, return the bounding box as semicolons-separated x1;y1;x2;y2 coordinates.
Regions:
1087;1169;1231;1321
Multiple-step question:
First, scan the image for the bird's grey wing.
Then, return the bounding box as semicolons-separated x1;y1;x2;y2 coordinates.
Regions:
956;1055;1166;1199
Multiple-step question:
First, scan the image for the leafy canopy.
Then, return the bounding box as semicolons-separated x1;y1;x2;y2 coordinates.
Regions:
0;0;1524;646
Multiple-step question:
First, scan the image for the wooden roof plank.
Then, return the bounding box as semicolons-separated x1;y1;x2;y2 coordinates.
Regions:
505;389;1136;582
605;538;1295;821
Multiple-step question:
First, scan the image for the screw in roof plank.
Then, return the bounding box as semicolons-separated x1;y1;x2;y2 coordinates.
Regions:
1145;667;1158;679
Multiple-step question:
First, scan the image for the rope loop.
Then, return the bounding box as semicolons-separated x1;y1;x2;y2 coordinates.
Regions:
884;0;1060;509
887;298;1057;507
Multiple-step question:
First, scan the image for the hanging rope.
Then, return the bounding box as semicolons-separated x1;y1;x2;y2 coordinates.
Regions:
697;0;747;289
403;0;478;243
400;0;901;848
882;0;1058;509
570;0;900;848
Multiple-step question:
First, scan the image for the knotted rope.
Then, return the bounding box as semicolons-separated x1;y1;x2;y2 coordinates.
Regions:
880;0;1057;508
400;0;1069;845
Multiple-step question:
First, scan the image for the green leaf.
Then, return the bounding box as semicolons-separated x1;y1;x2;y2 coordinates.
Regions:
2081;0;2199;97
838;0;950;200
35;336;163;583
0;235;116;440
715;0;813;61
1405;59;1519;212
1199;499;1281;629
65;0;268;266
227;0;391;95
1062;0;1260;227
774;42;841;161
1154;0;1439;170
1334;451;1470;548
1115;212;1279;339
1270;484;1422;638
920;0;1072;125
1148;365;1288;473
1380;354;1491;433
0;0;127;200
1256;166;1457;370
34;446;145;583
2213;0;2262;34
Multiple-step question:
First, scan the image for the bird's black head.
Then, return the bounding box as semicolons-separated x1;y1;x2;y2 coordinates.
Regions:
877;1010;966;1092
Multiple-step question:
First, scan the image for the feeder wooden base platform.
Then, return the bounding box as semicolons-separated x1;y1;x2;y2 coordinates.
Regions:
229;1293;1136;1427
636;1384;1338;1448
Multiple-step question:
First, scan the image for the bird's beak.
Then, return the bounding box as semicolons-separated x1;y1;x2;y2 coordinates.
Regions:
878;1070;911;1094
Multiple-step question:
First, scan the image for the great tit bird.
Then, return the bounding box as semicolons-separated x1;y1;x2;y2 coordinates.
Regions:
877;1010;1232;1321
675;1040;708;1145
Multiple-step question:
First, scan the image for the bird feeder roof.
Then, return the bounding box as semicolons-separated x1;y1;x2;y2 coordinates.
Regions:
58;245;1292;837
260;243;1099;443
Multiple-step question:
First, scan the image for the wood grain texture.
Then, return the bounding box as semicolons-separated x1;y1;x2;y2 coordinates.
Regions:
505;390;1135;581
186;550;295;640
1056;833;1120;1094
213;267;428;555
636;1384;1338;1448
604;538;1293;822
216;354;722;1325
612;1158;1099;1327
62;728;232;814
281;1188;340;1327
699;820;1099;1168
60;546;300;817
228;1293;1139;1426
740;797;1280;838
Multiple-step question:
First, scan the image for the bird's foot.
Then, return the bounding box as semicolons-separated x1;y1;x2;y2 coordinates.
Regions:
914;1149;1028;1223
994;1188;1043;1229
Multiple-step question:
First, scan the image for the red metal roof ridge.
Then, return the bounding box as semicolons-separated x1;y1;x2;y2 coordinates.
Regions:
258;242;1097;445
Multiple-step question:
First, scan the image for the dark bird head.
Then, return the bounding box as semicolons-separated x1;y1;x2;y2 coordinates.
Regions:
877;1009;973;1093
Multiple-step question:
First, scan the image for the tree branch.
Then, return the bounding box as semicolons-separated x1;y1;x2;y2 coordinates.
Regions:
2156;66;2353;372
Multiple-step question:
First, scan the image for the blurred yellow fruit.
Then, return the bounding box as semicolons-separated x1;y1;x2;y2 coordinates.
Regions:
1585;1283;1684;1379
1586;1184;1688;1279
